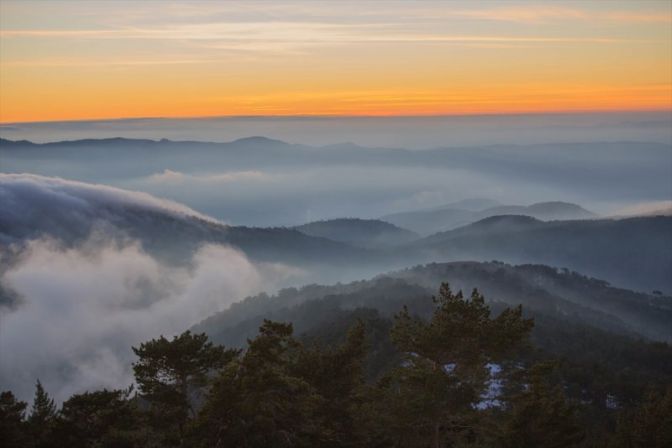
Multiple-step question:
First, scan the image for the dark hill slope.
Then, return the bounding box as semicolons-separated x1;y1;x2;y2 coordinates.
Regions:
195;261;672;346
408;215;672;292
294;218;418;248
383;201;596;235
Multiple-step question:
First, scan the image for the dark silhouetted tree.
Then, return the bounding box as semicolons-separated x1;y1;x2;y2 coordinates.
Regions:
28;380;57;448
198;320;326;448
132;331;237;446
385;283;533;448
0;391;28;448
499;362;585;448
612;386;672;448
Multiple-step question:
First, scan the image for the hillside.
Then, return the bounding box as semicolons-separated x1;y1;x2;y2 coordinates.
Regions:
193;260;672;411
294;218;418;248
408;215;672;292
0;174;384;284
383;201;596;235
195;261;672;346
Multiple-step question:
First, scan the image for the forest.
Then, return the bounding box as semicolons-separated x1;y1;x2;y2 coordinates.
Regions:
2;283;670;448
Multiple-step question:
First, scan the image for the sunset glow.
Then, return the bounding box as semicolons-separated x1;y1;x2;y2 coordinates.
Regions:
1;0;671;122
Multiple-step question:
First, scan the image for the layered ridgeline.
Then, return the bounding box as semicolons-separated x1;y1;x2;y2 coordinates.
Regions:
2;137;670;184
403;215;672;293
2;137;670;228
2;173;671;414
193;261;672;418
382;200;596;235
0;174;377;270
294;218;419;248
1;174;671;294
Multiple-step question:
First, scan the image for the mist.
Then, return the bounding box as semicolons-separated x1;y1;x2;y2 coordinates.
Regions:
0;236;302;403
2;111;671;148
0;175;309;402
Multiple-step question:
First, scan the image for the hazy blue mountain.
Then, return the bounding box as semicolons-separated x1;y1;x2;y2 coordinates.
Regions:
3;174;670;294
2;137;670;226
383;201;596;235
294;218;419;248
408;215;672;293
0;174;387;282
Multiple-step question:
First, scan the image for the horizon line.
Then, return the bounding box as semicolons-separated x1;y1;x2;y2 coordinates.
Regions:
2;107;671;126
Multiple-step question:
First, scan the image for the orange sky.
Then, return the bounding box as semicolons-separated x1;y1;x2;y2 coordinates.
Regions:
1;1;671;123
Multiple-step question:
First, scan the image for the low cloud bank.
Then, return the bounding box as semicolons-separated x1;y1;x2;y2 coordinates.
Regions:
0;174;302;402
0;237;301;403
0;173;220;244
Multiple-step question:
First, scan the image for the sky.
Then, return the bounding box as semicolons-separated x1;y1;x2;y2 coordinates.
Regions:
0;0;671;123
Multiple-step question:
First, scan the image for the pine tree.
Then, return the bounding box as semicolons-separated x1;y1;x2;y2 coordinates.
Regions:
0;391;29;448
499;363;585;448
198;320;326;448
385;283;534;448
132;331;238;446
28;380;57;448
613;386;672;448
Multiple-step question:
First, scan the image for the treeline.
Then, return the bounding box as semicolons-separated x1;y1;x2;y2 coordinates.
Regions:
2;284;670;447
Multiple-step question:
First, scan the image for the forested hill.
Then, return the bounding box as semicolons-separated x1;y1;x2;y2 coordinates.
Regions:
190;261;672;445
382;200;596;235
406;215;672;292
194;261;672;346
294;218;419;248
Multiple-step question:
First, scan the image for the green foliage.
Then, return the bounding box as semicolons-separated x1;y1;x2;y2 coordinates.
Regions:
0;391;28;448
383;284;533;447
612;386;672;448
197;320;326;447
498;363;585;448
53;388;143;448
2;281;670;447
27;380;57;448
131;330;239;446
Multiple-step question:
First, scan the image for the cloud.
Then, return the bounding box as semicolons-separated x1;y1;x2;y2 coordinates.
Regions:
0;173;217;221
610;200;672;217
147;169;271;185
0;173;303;402
0;236;302;403
0;173;221;244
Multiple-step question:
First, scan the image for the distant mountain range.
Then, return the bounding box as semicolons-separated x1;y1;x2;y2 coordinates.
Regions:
2;174;670;294
403;214;672;292
3;137;670;180
2;137;670;227
382;201;596;235
294;218;419;248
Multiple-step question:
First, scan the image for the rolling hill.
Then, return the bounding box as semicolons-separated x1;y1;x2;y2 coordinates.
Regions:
408;214;672;292
294;218;419;248
382;201;596;235
194;261;672;347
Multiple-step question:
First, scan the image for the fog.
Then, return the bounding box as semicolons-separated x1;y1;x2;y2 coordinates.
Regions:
0;237;302;403
2;111;671;148
0;173;221;244
2;136;670;226
0;175;306;402
1;114;671;402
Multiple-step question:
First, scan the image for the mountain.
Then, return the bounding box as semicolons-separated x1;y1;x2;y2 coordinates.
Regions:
293;218;419;248
408;215;672;292
0;174;386;283
382;201;596;235
2;173;670;294
2;137;670;227
191;260;672;419
194;261;672;348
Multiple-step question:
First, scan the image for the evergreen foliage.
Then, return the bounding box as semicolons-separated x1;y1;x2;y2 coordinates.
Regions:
1;283;670;447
